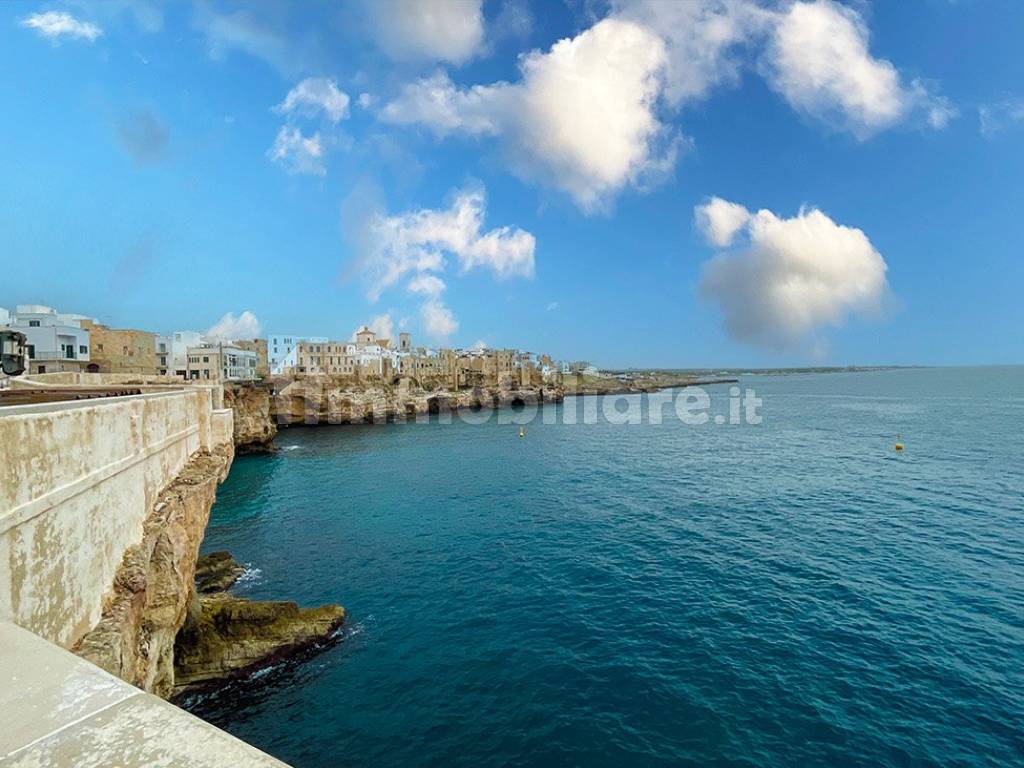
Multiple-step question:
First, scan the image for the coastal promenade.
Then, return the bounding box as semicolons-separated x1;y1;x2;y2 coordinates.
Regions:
0;374;290;766
0;621;285;766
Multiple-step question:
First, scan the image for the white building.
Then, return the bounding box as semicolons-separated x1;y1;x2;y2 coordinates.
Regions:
2;305;92;375
185;344;258;383
268;335;327;374
156;331;204;378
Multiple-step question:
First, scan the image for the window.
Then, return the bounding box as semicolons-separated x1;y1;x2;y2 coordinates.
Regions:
29;320;40;327
26;344;35;359
203;356;209;363
79;345;87;354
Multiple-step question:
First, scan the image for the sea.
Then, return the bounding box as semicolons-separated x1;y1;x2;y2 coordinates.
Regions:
183;367;1024;767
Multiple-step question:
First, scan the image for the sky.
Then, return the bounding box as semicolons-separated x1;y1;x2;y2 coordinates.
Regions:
2;0;1022;368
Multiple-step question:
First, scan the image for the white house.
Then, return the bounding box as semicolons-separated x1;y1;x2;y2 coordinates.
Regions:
3;305;92;375
268;335;327;374
156;331;204;378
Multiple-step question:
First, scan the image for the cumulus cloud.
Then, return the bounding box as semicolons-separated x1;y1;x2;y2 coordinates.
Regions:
117;108;168;166
695;198;890;349
762;0;953;139
379;1;951;204
421;299;459;339
380;71;502;137
206;311;262;341
275;78;350;123
361;184;534;301
407;274;447;297
20;10;102;42
612;0;767;106
267;126;325;176
979;98;1024;137
695;196;752;248
381;18;677;212
367;313;394;341
363;0;485;65
351;184;533;343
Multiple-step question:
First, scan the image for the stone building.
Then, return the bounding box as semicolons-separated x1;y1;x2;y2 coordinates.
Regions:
295;341;357;376
80;320;156;375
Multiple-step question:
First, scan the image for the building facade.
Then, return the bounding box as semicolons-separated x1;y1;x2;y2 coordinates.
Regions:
268;335;328;374
1;305;92;375
80;320;157;376
234;339;268;377
156;331;204;378
185;344;258;383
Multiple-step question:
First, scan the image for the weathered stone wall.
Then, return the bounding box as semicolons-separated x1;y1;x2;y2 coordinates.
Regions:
0;388;231;650
11;371;186;387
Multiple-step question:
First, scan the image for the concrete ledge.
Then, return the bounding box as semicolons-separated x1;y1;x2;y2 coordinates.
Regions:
0;622;287;766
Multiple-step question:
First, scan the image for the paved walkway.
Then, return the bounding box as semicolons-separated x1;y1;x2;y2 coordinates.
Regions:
0;622;288;767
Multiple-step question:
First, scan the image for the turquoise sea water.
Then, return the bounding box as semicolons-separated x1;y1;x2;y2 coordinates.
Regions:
187;367;1024;767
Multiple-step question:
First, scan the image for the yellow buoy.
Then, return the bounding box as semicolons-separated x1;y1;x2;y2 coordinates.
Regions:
519;427;525;438
894;435;904;451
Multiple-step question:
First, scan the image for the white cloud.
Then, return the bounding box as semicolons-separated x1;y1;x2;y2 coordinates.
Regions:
193;4;295;74
472;339;488;351
362;185;534;301
546;301;558;311
611;0;767;106
696;198;890;349
267;126;325;175
380;71;503;137
695;196;752;248
421;299;459;339
381;18;677;212
363;0;485;65
367;313;394;341
979;98;1024;137
381;1;951;206
407;274;447;297
357;93;375;109
762;0;951;139
205;311;262;341
20;11;102;42
275;78;350;123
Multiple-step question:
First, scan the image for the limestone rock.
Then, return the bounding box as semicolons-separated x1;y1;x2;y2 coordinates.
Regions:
73;444;235;699
269;376;564;426
194;551;246;593
172;592;345;695
223;382;277;453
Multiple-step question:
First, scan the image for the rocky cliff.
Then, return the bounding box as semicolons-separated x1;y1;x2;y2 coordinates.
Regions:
223;382;277;453
270;377;563;426
73;444;234;699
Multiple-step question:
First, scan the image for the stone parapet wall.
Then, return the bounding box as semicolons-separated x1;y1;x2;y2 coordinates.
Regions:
0;388;232;649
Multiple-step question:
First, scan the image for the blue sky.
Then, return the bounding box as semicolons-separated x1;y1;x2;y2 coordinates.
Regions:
2;0;1022;367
